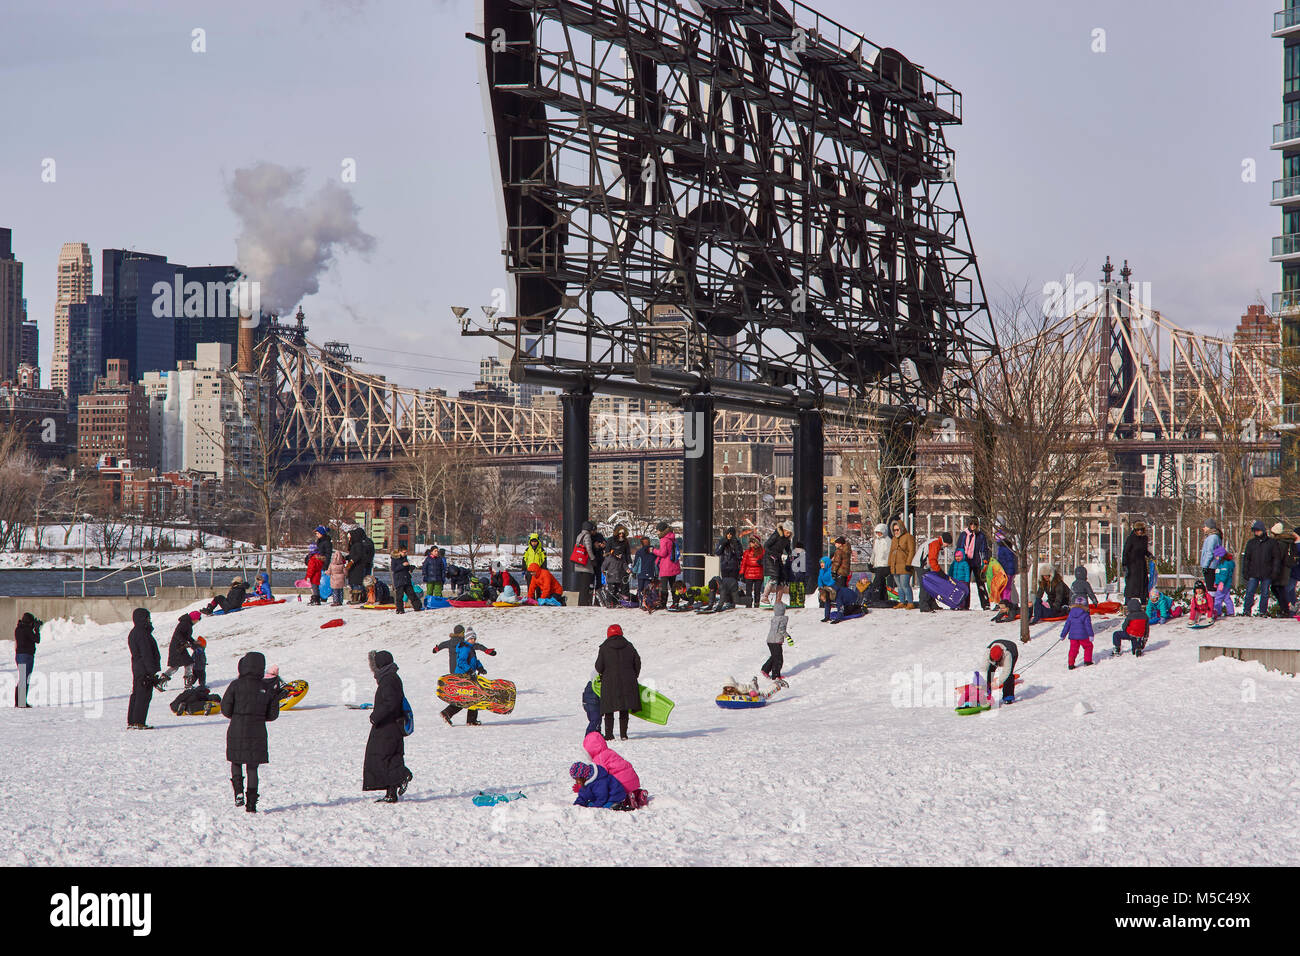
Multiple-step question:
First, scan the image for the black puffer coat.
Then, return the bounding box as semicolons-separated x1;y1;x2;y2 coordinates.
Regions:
363;651;408;791
595;634;642;714
127;608;160;679
220;652;280;764
716;531;743;577
347;528;368;588
167;613;195;667
1121;531;1152;601
14;613;39;655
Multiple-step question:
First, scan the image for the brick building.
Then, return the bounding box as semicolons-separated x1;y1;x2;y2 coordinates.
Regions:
77;359;150;470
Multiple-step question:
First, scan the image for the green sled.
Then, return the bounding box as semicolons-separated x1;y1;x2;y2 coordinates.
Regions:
592;676;675;725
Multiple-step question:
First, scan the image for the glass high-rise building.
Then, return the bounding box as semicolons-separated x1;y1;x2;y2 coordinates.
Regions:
1274;4;1300;504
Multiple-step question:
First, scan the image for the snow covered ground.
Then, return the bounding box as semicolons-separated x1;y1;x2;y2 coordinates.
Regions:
4;599;1300;866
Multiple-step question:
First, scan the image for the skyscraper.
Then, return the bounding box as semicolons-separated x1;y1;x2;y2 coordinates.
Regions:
66;294;105;411
21;320;38;370
1274;6;1300;506
52;242;93;395
0;228;24;382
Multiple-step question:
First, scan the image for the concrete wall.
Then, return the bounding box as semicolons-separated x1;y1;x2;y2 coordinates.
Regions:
0;587;223;638
1199;645;1300;676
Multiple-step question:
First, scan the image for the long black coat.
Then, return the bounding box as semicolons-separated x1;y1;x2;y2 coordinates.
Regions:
1242;533;1278;581
167;614;195;667
347;529;368;587
363;665;407;790
127;609;160;679
1121;532;1152;601
315;532;333;567
716;535;743;577
763;531;791;577
595;634;642;714
221;652;280;765
14;615;39;656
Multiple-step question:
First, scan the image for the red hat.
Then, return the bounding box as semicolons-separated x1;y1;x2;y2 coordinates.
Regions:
989;644;1004;663
196;636;207;648
607;624;623;638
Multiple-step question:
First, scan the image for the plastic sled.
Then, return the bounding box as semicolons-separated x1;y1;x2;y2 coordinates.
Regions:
922;571;968;610
592;676;675;725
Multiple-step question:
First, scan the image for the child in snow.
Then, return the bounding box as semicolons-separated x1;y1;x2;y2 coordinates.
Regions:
582;670;601;735
1188;581;1215;624
1146;587;1173;625
816;555;835;608
328;548;347;607
762;601;792;680
570;761;627;809
253;571;273;602
991;599;1019;624
1070;566;1098;606
192;637;208;689
497;582;521;605
951;549;971;609
264;663;285;702
390;549;422;614
1113;598;1149;657
582;731;647;809
823;581;866;623
1212;547;1236;618
788;542;808;608
305;545;324;605
632;537;656;597
1059;594;1095;669
740;538;765;608
983;639;1019;704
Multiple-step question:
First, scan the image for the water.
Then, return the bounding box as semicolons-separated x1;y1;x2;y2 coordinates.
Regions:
0;569;310;598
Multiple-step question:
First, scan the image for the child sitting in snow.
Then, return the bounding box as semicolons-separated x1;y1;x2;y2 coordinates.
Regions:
1113;598;1149;657
1212;547;1236;618
582;731;647;808
1146;587;1173;625
1058;594;1094;669
990;599;1019;624
822;581;865;623
497;583;521;605
254;571;273;601
1188;580;1215;625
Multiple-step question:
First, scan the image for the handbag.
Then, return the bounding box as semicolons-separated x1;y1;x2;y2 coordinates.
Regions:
570;544;589;565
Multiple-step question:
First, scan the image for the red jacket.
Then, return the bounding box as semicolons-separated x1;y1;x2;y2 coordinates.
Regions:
306;553;324;585
740;548;765;581
528;566;563;600
1124;617;1149;639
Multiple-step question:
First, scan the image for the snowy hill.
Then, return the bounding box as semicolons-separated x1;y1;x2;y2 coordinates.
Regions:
4;600;1300;866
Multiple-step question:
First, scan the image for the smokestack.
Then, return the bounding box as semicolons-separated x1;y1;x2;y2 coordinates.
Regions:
237;318;255;373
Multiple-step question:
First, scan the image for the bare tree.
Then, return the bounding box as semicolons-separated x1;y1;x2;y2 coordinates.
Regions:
0;428;42;551
57;472;98;545
953;287;1109;643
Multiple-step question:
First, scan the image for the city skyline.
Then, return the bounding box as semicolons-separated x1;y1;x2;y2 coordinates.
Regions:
0;0;1283;394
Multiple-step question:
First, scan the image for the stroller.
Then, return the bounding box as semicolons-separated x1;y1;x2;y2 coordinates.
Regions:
593;582;636;609
638;580;660;614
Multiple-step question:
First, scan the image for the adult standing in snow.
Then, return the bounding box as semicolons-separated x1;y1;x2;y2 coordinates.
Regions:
126;608;161;729
957;517;991;610
887;520;916;609
595;624;641;741
716;527;744;606
346;526;369;604
982;638;1019;705
607;525;632;595
13;612;40;708
573;520;597;606
762;520;794;605
1198;520;1222;592
1241;520;1278;617
1121;522;1153;603
364;650;412;803
220;651;280;812
867;524;892;603
422;547;446;597
831;535;853;589
1269;522;1295;617
160;610;201;688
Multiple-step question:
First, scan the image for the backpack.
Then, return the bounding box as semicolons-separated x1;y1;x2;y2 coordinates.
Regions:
401;695;414;736
672;535;681;565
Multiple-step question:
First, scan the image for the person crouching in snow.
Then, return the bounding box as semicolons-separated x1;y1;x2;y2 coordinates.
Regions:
1213;547;1236;618
1059;595;1095;669
497;582;521;605
822;580;865;623
1146;587;1173;625
570;761;627;809
1113;598;1149;657
582;731;648;809
1188;581;1215;624
762;601;793;680
983;639;1019;704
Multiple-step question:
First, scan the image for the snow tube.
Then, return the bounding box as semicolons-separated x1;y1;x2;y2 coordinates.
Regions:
449;600;490;608
320;618;345;629
716;693;766;709
424;595;450;609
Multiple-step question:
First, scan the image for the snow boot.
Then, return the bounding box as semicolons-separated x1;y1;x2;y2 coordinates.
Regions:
398;771;413;797
232;777;244;807
245;790;257;813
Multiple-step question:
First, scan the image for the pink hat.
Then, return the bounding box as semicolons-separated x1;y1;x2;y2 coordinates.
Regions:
189;611;202;622
266;665;280;678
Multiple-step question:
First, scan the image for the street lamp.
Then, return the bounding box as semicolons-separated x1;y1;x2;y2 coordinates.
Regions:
450;306;470;332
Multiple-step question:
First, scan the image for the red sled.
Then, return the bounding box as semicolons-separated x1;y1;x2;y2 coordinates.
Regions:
320;618;345;629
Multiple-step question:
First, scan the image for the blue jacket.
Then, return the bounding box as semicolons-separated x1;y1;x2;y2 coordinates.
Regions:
1199;532;1222;570
454;642;485;676
951;560;970;583
996;543;1016;577
632;547;657;579
835;584;861;610
255;573;273;600
1214;558;1235;589
817;556;834;589
422;554;446;584
1058;607;1094;641
574;765;628;808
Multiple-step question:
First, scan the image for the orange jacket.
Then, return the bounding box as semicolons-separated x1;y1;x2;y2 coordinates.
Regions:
528;565;563;600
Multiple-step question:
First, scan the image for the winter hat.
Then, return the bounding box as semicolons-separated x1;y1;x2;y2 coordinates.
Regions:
607;624;623;638
463;626;477;641
449;624;465;637
196;636;207;648
954;550;965;561
258;571;269;581
874;523;887;535
315;525;328;536
1212;545;1227;559
1272;522;1285;535
189;610;202;622
1203;519;1218;531
988;644;1004;663
1252;520;1266;532
569;762;594;781
527;563;540;573
266;665;279;678
368;650;394;675
781;520;794;534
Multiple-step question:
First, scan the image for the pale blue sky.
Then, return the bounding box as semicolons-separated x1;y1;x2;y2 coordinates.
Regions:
0;0;1282;389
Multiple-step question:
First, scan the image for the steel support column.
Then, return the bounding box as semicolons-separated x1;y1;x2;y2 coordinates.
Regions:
561;388;591;593
793;410;824;578
682;394;715;587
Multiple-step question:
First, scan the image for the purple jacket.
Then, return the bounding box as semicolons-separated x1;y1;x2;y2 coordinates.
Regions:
1058;607;1094;641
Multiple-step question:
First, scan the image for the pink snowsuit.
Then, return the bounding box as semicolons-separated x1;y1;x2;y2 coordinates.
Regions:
654;532;680;577
1188;591;1214;624
583;731;641;793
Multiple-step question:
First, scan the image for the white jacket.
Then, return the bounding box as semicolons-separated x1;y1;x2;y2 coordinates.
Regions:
870;535;891;569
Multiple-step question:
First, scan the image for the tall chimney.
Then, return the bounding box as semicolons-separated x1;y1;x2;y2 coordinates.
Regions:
237;316;255;373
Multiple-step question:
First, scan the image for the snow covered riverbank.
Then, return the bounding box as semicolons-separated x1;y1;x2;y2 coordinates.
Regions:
3;600;1299;866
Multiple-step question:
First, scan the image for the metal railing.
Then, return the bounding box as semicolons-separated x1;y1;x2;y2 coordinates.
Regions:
1276;7;1300;32
1273;233;1300;257
62;547;306;599
1274;120;1300;145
